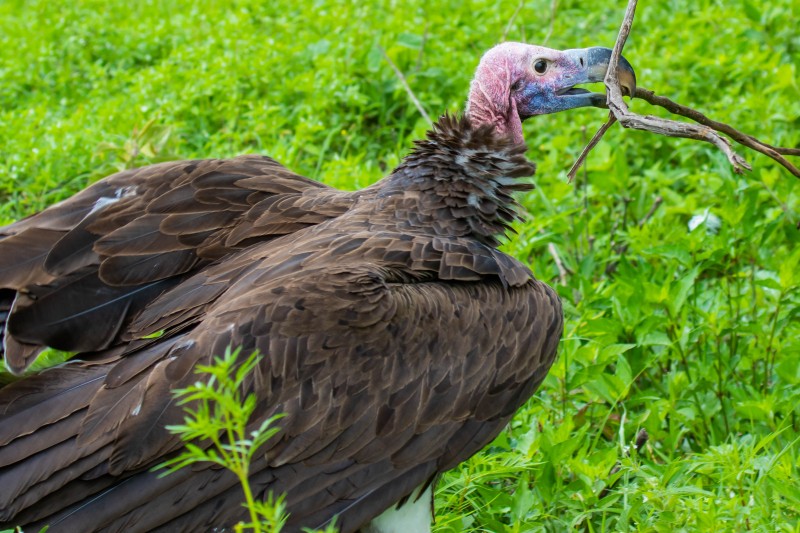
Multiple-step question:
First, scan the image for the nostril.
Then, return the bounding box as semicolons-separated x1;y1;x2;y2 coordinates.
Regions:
580;57;585;67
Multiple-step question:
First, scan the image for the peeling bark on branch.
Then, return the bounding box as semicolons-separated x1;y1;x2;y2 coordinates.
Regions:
633;88;800;177
570;0;800;179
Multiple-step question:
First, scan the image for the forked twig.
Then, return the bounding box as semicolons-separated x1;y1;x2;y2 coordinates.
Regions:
569;0;800;179
633;88;800;177
605;0;750;173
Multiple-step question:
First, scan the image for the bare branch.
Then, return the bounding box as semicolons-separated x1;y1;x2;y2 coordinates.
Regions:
378;46;433;126
603;0;637;116
603;0;749;174
634;88;800;178
574;0;800;180
567;113;616;182
618;112;751;173
633;89;800;156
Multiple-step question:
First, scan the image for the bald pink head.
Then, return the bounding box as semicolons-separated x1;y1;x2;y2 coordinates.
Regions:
466;42;636;144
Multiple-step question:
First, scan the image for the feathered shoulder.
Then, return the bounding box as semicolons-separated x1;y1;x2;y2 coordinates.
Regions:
403;113;537;184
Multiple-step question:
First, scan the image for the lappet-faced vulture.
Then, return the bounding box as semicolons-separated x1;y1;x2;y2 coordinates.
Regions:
0;43;635;532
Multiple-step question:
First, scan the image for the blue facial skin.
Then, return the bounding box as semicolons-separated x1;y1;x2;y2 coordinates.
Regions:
516;63;606;118
516;47;635;118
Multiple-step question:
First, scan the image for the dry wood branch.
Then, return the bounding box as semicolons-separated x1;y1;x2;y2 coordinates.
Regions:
633;89;800;157
567;113;616;182
634;88;800;178
618;112;751;173
570;0;800;180
378;46;433;126
603;0;636;115
604;0;751;174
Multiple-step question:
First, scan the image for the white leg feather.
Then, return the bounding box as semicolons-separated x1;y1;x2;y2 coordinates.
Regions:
362;484;433;533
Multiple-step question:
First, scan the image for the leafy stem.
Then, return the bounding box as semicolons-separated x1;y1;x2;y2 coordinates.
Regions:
155;347;287;533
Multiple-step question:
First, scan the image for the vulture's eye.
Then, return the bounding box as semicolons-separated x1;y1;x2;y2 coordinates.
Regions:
511;79;525;92
533;59;548;74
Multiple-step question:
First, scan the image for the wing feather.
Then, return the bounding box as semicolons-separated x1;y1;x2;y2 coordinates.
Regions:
0;121;559;532
1;155;347;373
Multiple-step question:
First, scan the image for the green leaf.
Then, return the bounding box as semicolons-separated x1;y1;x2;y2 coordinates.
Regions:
366;45;383;72
742;0;761;22
600;343;637;360
776;351;800;384
778;250;799;290
396;32;424;49
755;276;783;291
645;244;693;266
668;266;699;315
639;330;672;346
615;353;633;385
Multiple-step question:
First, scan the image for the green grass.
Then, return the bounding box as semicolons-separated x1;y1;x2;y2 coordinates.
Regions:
2;0;799;531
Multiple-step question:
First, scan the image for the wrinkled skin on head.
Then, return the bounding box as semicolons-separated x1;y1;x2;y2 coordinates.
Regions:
467;42;636;144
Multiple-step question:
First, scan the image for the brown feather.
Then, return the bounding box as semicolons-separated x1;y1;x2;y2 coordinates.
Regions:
1;156;335;373
0;115;563;533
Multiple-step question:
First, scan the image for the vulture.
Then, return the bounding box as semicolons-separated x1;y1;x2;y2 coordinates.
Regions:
0;43;635;532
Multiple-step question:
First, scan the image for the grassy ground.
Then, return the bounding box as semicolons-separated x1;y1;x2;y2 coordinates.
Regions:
2;0;799;531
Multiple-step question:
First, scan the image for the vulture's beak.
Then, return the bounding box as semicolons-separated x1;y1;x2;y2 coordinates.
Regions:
558;47;637;108
516;46;637;118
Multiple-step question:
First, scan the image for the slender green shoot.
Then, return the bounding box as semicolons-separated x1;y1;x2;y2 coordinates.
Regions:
157;347;287;533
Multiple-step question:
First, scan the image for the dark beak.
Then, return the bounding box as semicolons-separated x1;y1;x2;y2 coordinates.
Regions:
559;47;637;108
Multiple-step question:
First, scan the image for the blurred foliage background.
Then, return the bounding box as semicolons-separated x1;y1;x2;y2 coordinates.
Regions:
1;0;799;530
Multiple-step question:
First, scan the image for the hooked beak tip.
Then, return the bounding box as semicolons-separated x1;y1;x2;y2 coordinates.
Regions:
586;47;637;95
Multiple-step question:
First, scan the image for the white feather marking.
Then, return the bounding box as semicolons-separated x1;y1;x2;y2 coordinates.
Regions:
362;484;432;533
175;339;195;350
130;402;142;417
115;185;139;198
88;196;119;216
87;186;138;216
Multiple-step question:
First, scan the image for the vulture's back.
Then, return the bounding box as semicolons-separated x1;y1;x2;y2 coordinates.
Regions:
0;116;563;533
